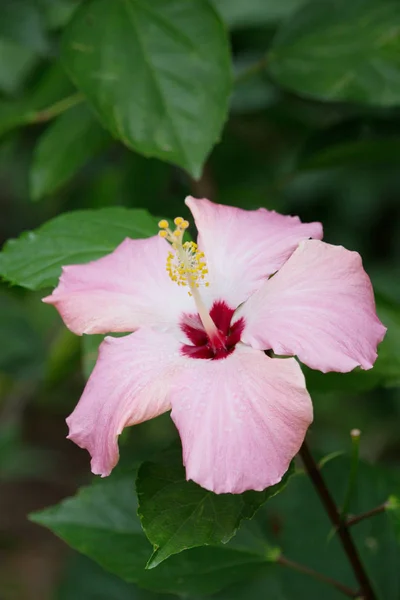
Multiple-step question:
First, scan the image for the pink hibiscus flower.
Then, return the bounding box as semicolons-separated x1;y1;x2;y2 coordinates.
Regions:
43;197;386;494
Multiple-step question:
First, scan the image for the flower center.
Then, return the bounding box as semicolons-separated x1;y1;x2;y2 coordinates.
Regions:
159;217;225;350
181;301;245;360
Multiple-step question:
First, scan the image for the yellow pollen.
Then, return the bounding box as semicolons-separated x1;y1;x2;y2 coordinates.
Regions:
165;240;209;290
159;214;209;293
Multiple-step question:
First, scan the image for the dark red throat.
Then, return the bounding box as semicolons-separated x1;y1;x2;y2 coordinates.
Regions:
180;300;245;360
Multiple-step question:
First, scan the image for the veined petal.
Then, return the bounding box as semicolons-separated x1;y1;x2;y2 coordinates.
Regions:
171;346;312;494
185;196;322;307
241;240;387;373
67;329;184;477
43;236;194;335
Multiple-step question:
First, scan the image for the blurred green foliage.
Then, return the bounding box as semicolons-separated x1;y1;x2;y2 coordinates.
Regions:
0;0;399;599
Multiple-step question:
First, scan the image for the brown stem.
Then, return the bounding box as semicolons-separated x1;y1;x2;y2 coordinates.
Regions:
31;93;84;124
347;504;387;527
299;441;377;600
277;555;359;598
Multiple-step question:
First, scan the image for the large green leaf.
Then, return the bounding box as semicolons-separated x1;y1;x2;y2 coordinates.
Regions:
59;554;288;600
213;571;288;600
213;0;305;28
31;469;270;596
61;0;232;178
58;555;177;600
305;293;400;393
30;103;111;200
268;0;400;106
137;447;292;568
0;207;157;290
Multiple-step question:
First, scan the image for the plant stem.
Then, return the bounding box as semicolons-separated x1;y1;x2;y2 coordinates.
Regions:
347;504;387;527
277;555;359;598
234;57;268;84
340;429;361;522
299;440;377;600
30;92;84;124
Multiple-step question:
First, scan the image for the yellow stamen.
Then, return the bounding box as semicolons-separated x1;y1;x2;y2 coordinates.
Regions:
165;241;209;289
159;215;220;343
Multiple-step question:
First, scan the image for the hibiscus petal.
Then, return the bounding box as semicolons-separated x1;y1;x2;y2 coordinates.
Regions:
171;346;312;494
67;329;184;477
185;196;323;307
241;240;387;373
43;236;193;335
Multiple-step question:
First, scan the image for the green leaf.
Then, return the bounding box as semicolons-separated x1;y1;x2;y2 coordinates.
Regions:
137;447;293;568
39;0;81;31
58;554;177;600
61;0;232;178
0;0;49;54
30;103;111;200
0;207;157;291
305;293;400;393
213;0;305;28
31;469;270;596
268;0;400;106
212;571;288;600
